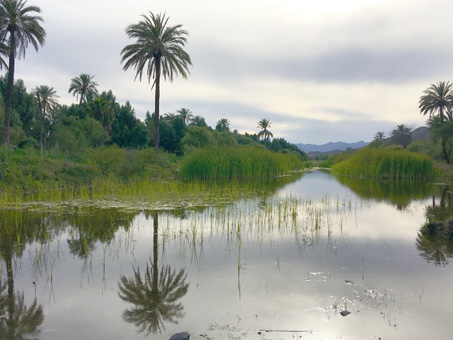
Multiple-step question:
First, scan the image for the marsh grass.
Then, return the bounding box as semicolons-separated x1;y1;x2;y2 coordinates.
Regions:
180;146;305;180
332;148;436;179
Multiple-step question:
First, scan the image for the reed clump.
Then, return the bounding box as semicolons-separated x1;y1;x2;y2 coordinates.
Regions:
180;146;305;180
332;148;436;179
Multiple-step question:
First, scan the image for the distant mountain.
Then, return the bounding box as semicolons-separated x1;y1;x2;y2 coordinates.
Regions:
295;141;369;154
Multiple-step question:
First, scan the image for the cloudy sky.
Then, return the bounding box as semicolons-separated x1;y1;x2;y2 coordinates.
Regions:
13;0;453;144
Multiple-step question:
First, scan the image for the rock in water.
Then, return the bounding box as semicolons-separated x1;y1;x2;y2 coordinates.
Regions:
340;310;351;317
169;332;190;340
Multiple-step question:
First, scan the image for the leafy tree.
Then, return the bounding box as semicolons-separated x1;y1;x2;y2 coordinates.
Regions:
68;74;99;105
419;81;453;163
176;107;192;125
428;117;453;163
391;124;412;149
181;126;216;153
121;12;192;152
257;118;273;140
111;101;147;148
159;116;186;154
0;0;46;155
215;118;230;132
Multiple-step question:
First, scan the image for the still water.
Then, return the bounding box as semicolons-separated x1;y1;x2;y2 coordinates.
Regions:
0;170;452;340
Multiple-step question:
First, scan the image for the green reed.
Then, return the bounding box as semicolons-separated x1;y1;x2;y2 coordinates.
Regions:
180;146;305;180
332;148;436;179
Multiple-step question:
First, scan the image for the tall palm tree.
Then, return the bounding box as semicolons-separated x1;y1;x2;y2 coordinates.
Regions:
176;107;193;125
391;124;412;149
419;81;453;123
419;81;453;163
0;0;46;157
257;118;273;140
68;73;98;105
121;12;192;152
32;85;58;165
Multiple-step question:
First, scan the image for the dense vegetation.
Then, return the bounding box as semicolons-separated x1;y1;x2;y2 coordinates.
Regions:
0;74;306;189
332;148;436;179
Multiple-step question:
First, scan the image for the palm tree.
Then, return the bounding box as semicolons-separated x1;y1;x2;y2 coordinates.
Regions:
176;107;193;125
391;124;412;149
374;131;385;142
419;81;453;163
257;118;273;140
68;73;99;105
215;118;230;132
121;12;192;152
419;81;453;123
32;85;58;165
0;0;46;157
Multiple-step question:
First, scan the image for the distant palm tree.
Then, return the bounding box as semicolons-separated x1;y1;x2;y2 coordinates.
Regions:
257;118;273;140
163;112;176;123
176;107;193;125
32;85;58;164
391;124;412;149
419;81;453;123
215;118;230;132
0;0;46;156
374;131;385;142
68;73;99;105
121;12;192;152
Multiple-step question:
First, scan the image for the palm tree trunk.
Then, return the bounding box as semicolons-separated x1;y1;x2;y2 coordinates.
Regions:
154;58;161;152
4;34;16;163
441;139;451;164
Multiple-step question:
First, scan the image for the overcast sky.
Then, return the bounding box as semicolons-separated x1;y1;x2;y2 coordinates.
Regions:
12;0;453;144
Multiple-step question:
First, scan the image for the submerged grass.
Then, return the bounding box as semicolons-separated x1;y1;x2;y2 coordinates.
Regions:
180;146;305;180
332;148;436;179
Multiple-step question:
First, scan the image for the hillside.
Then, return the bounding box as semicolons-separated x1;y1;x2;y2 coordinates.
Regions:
295;141;368;153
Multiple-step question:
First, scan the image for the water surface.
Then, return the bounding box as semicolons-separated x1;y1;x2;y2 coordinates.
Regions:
1;170;452;340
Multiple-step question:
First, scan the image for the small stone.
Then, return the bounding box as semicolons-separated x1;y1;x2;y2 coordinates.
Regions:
169;331;190;340
340;310;351;317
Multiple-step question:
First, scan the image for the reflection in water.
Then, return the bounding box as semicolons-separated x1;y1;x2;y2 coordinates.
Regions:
425;184;453;222
118;212;189;335
0;284;44;340
335;175;430;209
417;183;453;266
416;232;453;266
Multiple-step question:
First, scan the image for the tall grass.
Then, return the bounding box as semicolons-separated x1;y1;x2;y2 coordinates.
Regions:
180;146;305;180
332;148;436;179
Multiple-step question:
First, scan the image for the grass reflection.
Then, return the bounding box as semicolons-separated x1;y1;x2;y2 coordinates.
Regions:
335;175;430;209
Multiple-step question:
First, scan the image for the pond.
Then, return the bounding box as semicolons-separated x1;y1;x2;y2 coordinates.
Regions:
0;170;452;340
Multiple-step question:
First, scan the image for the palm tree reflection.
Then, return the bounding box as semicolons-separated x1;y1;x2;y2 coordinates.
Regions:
118;212;189;335
416;232;453;266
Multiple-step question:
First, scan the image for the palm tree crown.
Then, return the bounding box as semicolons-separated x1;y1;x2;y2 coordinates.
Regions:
257;118;273;140
33;85;58;118
0;0;46;150
121;12;192;151
68;73;99;105
419;81;453;122
176;107;193;125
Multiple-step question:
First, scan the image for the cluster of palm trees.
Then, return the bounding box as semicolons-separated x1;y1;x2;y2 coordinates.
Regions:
0;0;46;162
0;1;192;158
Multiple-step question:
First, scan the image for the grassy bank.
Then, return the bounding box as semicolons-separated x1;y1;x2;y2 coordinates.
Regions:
332;148;436;179
179;146;305;180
